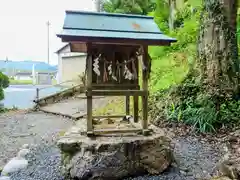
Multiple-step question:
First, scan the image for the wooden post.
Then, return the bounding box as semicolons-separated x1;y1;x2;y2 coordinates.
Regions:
133;56;139;122
142;46;149;135
36;88;39;101
125;96;130;115
133;95;138;122
86;46;93;136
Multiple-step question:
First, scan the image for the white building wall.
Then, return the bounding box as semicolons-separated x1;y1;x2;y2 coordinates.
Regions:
61;55;86;83
57;44;86;85
16;75;32;81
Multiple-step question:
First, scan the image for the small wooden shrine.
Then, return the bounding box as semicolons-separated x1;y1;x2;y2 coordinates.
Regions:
57;10;176;136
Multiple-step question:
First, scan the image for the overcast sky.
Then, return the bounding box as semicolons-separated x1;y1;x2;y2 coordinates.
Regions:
0;0;96;65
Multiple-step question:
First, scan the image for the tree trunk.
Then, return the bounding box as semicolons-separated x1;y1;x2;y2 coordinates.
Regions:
95;0;102;12
198;0;239;101
168;0;175;31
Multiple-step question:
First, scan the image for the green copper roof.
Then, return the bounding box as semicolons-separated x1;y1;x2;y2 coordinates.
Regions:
57;11;176;45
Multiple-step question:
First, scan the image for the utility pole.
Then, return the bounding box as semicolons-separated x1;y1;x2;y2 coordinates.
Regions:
46;21;50;64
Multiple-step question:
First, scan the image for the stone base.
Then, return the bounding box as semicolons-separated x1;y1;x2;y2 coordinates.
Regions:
57;123;173;180
216;129;240;179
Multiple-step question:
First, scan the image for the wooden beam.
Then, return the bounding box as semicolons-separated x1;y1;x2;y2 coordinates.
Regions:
70;43;87;52
92;84;140;90
86;90;147;96
60;35;174;46
70;43;140;53
93;115;125;119
93;128;142;135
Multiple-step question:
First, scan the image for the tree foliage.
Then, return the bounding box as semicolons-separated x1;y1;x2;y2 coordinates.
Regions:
102;0;240;133
149;0;240;133
0;72;9;101
103;0;156;15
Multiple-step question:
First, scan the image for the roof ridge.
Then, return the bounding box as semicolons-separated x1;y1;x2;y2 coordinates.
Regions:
63;27;163;34
65;10;153;19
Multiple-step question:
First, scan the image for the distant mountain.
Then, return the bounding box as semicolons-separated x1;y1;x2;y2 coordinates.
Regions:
0;60;57;73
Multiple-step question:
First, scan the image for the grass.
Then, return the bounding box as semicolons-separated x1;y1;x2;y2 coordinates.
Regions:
93;96;142;116
51;79;57;85
10;79;33;85
9;79;58;85
149;44;195;93
0;105;19;113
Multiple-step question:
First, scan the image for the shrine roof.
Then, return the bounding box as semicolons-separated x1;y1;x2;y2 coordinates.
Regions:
57;11;176;46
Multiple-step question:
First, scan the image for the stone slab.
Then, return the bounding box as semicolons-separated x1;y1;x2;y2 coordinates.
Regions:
39;97;109;120
57;120;173;180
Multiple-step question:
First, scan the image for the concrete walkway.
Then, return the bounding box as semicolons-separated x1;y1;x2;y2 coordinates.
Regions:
39;96;108;120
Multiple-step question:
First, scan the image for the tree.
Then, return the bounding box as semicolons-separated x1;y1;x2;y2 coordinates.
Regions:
149;0;240;132
155;0;186;31
94;0;105;12
103;0;156;15
198;0;239;107
168;0;175;31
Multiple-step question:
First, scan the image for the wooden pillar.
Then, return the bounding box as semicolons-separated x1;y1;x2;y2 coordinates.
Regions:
36;88;39;102
133;56;139;122
142;46;149;136
86;45;93;136
133;95;138;122
125;96;130;115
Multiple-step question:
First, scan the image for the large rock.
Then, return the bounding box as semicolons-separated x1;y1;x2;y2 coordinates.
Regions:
217;158;240;179
1;148;29;176
216;129;240;179
211;177;232;180
57;124;173;180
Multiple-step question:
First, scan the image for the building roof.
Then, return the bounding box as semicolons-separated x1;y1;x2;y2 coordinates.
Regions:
0;60;57;73
56;43;87;56
55;43;69;54
61;52;86;58
57;10;176;46
15;72;32;76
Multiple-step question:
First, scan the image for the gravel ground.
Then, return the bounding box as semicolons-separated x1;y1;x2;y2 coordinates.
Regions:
0;111;74;168
125;136;224;180
9;143;64;180
0;111;224;180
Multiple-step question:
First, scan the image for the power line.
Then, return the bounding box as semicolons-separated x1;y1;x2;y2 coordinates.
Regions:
46;21;50;64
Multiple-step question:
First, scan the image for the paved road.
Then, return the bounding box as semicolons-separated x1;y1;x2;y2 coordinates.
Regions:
1;85;66;109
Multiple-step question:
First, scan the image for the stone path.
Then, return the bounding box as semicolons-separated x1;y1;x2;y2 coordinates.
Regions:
39;96;109;120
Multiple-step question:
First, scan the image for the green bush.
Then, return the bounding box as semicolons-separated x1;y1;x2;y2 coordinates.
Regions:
148;1;240;133
0;72;9;101
0;72;9;88
150;72;240;133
